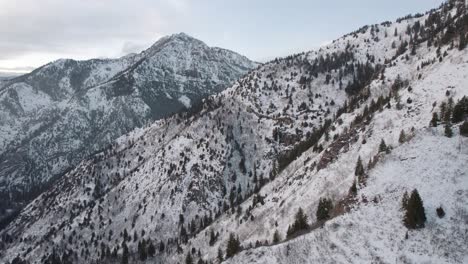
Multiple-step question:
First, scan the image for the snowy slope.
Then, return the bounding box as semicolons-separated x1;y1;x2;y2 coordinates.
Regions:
0;33;256;217
0;1;467;264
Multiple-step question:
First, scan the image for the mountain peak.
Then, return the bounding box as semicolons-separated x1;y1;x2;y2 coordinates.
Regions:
143;32;207;56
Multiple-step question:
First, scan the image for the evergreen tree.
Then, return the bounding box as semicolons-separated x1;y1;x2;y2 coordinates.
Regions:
459;32;466;50
430;112;439;127
460;121;468;137
404;189;426;229
354;156;365;178
138;240;147;261
209;229;217;246
349;179;357;196
93;177;102;199
398;129;406;143
272;230;281;243
316;198;333;221
185;252;193;264
147;241;156;257
379;139;388;153
121;242;129;264
217;247;223;262
444;123;453;138
293;207;309;231
226;233;241;258
452;100;465;123
159;241;165;253
401;191;409;210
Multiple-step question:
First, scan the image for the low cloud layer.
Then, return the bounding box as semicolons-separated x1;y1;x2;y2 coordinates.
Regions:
0;0;188;70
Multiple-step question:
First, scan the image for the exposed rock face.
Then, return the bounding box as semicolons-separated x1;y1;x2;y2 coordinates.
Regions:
0;33;257;210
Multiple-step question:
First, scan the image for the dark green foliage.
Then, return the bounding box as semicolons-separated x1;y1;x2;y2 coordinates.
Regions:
459;32;466;50
379;139;388;153
430;112;439;127
11;256;28;264
217;247;223;262
277;119;332;171
354;156;364;177
293;208;309;230
272;230;281;243
460;121;468;137
286;207;310;238
398;129;406;143
121;242;129;264
138;240;147;261
93;177;102;199
444;123;453;138
349;180;357;196
401;191;409;210
452;99;466;123
226;233;241;258
344;62;379;95
209;229;218;246
355;156;365;184
404;189;426;229
147;241;156;257
159;241;165;253
316;198;333;221
436;206;445;218
185;252;193;264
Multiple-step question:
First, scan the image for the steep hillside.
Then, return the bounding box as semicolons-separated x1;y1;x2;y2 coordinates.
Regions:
1;1;467;264
0;33;257;216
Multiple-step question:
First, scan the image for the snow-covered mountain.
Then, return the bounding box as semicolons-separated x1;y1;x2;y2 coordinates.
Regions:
1;1;467;264
0;33;257;216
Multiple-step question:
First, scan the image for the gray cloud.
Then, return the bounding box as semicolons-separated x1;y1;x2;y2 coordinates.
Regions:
0;0;188;66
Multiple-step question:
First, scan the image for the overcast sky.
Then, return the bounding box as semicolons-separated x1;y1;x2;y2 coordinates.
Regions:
0;0;444;74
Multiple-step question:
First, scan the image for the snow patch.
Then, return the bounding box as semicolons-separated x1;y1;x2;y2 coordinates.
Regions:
178;95;191;108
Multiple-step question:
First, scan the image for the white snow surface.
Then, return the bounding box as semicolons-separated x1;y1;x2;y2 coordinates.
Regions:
1;2;467;264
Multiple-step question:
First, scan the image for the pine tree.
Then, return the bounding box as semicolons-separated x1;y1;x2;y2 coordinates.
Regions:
404;189;426;229
444;123;453;138
398;129;406;143
459;32;466;50
379;139;387;153
272;230;281;243
461;121;468;137
185;252;193;264
226;233;240;258
138;240;147;261
93;177;102;199
349;179;357;196
209;229;216;246
217;247;223;262
401;191;409;210
121;242;129;264
452;100;464;123
316;198;333;221
293;207;309;231
147;241;156;257
354;156;365;178
430;112;439;127
159;241;165;253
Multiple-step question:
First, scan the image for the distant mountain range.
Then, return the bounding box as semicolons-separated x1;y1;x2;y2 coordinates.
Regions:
0;33;257;215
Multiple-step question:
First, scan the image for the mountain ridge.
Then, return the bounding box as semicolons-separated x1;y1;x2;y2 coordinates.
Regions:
0;32;257;220
1;1;467;264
